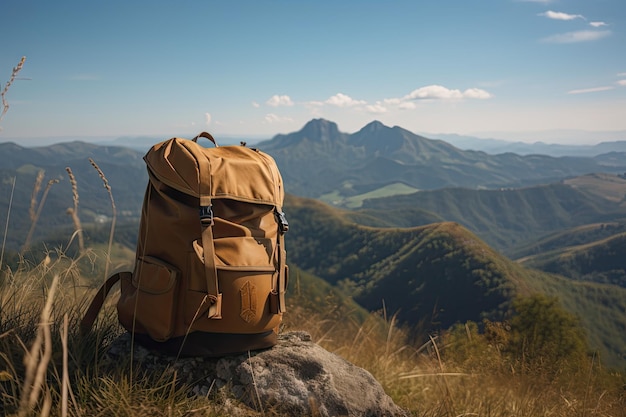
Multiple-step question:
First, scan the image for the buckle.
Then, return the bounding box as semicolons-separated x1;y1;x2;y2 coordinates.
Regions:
275;209;289;233
199;205;214;226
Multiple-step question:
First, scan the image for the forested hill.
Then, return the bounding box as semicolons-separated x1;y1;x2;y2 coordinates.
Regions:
284;194;626;368
352;174;626;253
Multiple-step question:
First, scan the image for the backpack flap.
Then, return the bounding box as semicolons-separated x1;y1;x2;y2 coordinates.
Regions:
143;137;284;206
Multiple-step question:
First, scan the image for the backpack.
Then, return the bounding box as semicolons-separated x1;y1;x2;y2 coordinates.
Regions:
81;132;288;357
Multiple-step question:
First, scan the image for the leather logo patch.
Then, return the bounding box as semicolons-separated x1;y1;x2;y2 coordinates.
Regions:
240;280;257;323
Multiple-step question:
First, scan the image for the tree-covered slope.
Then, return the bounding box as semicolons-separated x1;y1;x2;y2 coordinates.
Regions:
284;194;626;368
519;231;626;288
357;177;626;253
286;195;530;329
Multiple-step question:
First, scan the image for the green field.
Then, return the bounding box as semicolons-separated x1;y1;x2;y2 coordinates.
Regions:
320;182;419;208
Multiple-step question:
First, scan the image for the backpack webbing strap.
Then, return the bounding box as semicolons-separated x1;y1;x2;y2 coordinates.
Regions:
200;216;222;319
277;231;287;313
79;271;130;335
195;138;222;320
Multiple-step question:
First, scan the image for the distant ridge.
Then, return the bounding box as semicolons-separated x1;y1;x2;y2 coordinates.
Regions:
0;141;143;170
433;133;626;157
0;141;147;251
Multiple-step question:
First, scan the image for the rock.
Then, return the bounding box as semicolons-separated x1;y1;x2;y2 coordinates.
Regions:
104;330;409;417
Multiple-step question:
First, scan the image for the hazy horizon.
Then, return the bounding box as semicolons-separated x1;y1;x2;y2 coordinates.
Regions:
2;122;626;148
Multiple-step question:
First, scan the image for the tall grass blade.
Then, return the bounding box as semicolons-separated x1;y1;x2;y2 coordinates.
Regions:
0;56;26;126
89;158;116;281
1;176;16;271
18;274;59;416
65;167;85;254
22;177;59;253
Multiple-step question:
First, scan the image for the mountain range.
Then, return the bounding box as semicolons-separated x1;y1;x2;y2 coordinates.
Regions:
1;119;625;368
258;119;626;200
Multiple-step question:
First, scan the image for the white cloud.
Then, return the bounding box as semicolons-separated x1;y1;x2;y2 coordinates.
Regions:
264;113;293;124
205;113;212;125
404;85;492;100
589;21;608;28
541;30;611;43
325;93;366;107
617;80;626;87
365;103;387;114
398;102;416;110
383;97;402;105
406;85;463;100
252;101;260;108
617;73;626;77
539;10;585;21
567;86;614;94
306;100;325;107
266;95;294;107
463;88;493;99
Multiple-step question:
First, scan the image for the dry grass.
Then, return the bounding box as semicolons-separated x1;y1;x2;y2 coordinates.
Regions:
89;158;117;282
283;297;626;417
0;176;16;270
0;247;624;416
22;174;60;253
64;167;85;254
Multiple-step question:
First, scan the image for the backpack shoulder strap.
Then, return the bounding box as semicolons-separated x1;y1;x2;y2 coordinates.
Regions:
80;271;131;335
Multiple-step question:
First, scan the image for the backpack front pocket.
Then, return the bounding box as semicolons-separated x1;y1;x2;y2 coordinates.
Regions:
184;237;282;333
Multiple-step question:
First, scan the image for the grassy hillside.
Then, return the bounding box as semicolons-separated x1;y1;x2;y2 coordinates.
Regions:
285;194;626;369
519;231;626;287
564;172;626;204
508;222;626;260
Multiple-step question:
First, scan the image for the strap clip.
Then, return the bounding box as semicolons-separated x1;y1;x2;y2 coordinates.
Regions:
275;209;289;233
199;205;214;226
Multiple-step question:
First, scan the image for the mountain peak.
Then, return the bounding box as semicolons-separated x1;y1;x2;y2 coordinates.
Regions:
359;120;388;133
301;119;340;139
299;119;341;142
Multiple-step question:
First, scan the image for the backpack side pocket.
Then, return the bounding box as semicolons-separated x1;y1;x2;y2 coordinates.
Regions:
117;256;179;341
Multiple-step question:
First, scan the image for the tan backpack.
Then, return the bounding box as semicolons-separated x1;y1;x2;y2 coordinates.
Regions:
81;132;288;356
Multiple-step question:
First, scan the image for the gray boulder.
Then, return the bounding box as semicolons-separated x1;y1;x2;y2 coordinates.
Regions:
104;330;408;417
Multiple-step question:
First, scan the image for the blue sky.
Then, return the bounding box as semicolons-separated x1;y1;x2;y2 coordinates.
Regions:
1;0;625;145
